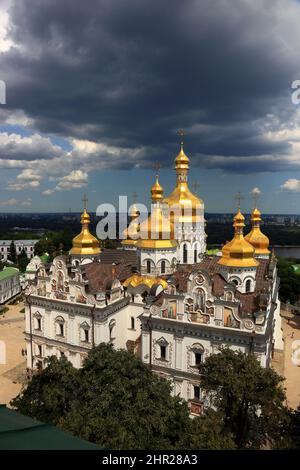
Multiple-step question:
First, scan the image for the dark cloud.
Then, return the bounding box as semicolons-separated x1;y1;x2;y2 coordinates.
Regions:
2;0;300;171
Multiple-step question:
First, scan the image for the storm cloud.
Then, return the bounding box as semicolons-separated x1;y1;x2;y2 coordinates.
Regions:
1;0;300;180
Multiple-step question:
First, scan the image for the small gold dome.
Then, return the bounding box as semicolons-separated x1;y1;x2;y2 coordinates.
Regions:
70;208;101;256
137;175;177;250
164;143;204;223
123;274;168;290
151;175;164;201
245;207;270;255
174;143;190;170
218;210;258;267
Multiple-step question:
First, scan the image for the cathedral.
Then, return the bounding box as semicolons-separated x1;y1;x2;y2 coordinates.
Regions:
24;141;283;415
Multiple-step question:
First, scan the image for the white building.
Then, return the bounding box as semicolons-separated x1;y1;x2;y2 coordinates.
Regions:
0;267;21;304
0;240;37;261
24;146;283;416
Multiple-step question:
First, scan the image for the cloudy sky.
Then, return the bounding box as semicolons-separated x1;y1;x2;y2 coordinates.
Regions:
1;0;300;213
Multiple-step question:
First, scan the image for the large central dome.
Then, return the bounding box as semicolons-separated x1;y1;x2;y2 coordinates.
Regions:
163;143;204;224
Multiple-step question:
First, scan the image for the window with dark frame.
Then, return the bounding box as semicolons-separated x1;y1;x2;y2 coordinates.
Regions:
160;345;166;360
193;385;200;400
195;351;202;365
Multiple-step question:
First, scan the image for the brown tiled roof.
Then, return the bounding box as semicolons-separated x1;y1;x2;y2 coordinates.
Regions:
99;249;139;267
168;255;270;316
82;257;134;293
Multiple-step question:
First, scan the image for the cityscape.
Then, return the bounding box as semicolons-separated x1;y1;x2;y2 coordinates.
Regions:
0;0;300;459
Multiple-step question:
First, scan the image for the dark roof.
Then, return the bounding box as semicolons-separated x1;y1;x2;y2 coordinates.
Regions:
0;406;101;450
99;249;139;267
168;255;270;316
83;259;134;293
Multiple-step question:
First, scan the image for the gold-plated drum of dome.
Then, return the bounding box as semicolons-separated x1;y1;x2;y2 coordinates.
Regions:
123;274;168;290
218;210;258;267
69;208;101;255
163;144;204;224
245;208;270;255
137;175;177;250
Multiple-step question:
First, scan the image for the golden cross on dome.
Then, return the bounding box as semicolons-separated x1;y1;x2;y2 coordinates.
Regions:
154;161;161;176
235;192;244;210
82;193;88;210
192;181;200;195
178;129;185;145
132;192;137;204
252;192;260;208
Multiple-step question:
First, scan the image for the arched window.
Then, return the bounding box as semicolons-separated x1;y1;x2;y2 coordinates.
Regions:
146;260;151;274
34;313;42;331
109;319;116;341
232;279;238;286
55;316;65;337
194;246;198;263
245;279;251;293
183;244;188;264
161;260;166;274
80;322;90;343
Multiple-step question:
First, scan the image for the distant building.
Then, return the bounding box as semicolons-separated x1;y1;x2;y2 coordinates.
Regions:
0;267;21;304
0;240;38;261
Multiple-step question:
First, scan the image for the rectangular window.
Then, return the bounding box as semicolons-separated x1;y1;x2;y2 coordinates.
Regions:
193;385;200;400
84;329;89;342
59;323;64;336
131;317;135;329
160;345;166;360
37;318;41;330
38;345;42;357
195;352;202;365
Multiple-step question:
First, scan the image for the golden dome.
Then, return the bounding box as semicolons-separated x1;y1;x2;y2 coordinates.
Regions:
69;208;101;256
151;175;164;201
123;273;168;290
218;210;258;267
137;175;177;250
174;142;190;170
164;143;204;223
245;207;270;255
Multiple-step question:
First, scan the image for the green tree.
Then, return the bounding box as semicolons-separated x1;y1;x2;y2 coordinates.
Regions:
289;405;300;449
11;344;192;450
11;356;80;425
198;348;289;449
187;410;236;449
62;344;190;449
8;240;17;263
17;248;30;272
277;257;300;303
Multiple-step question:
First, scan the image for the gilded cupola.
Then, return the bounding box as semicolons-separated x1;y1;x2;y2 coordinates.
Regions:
69;197;101;256
137;175;177;249
163;141;204;224
245;207;270;256
218;210;258;268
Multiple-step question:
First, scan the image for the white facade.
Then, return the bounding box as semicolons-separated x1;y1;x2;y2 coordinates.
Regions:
0;267;21;304
139;256;282;415
0;240;37;261
25;256;143;370
140;247;177;276
174;211;206;265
